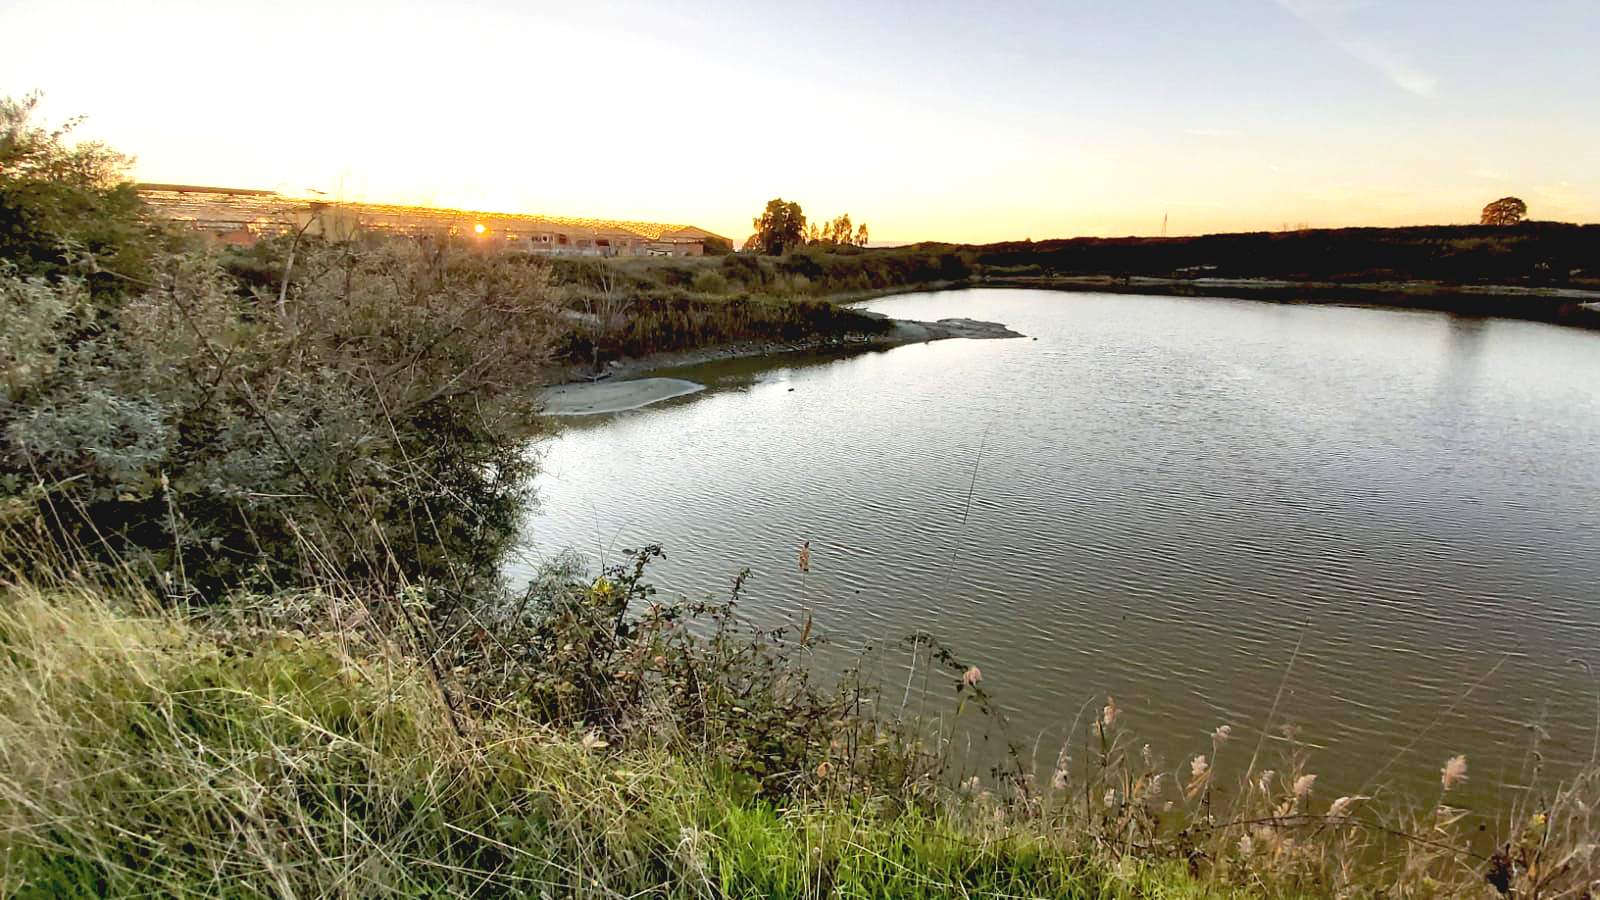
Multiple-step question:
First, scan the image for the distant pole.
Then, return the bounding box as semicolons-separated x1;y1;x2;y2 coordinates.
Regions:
1162;213;1168;237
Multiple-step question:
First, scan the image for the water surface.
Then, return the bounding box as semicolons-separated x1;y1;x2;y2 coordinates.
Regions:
513;289;1600;804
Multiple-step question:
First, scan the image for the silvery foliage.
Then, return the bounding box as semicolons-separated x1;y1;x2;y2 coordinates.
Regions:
1;268;173;483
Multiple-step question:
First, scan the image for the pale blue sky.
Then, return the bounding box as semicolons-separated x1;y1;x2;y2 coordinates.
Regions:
2;0;1594;242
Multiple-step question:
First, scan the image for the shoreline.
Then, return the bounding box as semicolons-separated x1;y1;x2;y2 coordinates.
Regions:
539;274;1600;416
978;275;1600;327
541;315;1021;415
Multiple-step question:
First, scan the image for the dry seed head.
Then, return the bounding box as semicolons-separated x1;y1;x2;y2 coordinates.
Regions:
1185;755;1212;799
1293;774;1317;798
962;665;982;687
1257;769;1276;793
1441;754;1468;790
1051;767;1069;790
1326;795;1367;820
676;826;710;876
1103;695;1120;730
1213;724;1232;744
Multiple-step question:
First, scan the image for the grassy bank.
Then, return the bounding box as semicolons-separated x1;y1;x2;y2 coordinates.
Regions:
5;567;1597;899
0;579;1243;900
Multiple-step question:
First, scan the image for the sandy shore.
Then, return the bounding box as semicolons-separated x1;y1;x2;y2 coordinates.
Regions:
541;377;705;416
542;316;1021;416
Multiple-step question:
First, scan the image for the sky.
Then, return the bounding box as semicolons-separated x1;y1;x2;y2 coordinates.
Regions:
2;0;1596;244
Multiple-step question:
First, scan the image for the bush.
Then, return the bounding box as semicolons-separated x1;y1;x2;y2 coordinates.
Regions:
1;236;562;601
0;92;162;296
691;269;727;294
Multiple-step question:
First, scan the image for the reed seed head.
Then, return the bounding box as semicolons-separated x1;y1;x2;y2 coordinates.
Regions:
1326;795;1367;820
1441;754;1468;791
1186;755;1211;799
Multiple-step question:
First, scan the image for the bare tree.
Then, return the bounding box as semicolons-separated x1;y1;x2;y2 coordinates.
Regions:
577;261;631;375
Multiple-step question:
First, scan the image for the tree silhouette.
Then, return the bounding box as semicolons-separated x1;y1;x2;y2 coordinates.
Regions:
748;200;870;253
749;198;806;255
1480;197;1528;225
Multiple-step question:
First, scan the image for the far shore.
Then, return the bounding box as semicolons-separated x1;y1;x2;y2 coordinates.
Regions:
979;274;1600;327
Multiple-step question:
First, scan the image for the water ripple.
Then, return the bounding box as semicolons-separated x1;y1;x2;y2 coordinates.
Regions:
515;289;1600;800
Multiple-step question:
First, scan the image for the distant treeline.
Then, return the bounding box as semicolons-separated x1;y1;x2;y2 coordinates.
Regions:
965;222;1600;285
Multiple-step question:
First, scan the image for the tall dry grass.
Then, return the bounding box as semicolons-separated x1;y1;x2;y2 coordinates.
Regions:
903;631;1600;899
0;577;1258;900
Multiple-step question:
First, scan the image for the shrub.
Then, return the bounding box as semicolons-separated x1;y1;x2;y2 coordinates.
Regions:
0;92;163;296
691;269;727;294
1;237;562;601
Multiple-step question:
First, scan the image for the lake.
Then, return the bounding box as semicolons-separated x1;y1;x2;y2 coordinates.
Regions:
511;288;1600;807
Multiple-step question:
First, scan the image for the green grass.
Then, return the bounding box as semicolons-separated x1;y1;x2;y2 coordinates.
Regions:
14;574;1591;899
0;583;1260;899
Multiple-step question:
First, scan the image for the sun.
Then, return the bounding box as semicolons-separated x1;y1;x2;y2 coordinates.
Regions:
473;224;486;234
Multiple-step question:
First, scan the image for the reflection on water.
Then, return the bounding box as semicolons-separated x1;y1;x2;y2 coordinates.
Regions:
512;289;1600;805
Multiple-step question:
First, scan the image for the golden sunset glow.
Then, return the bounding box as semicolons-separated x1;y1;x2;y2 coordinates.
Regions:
2;1;1595;242
474;224;486;234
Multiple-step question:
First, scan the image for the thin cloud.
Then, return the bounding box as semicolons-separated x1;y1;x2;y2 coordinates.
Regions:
1188;128;1246;138
1530;181;1592;219
1275;0;1438;97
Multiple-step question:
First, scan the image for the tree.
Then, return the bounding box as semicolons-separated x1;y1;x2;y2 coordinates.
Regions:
748;198;806;255
798;211;870;250
1480;196;1528;226
748;199;871;254
0;91;156;292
